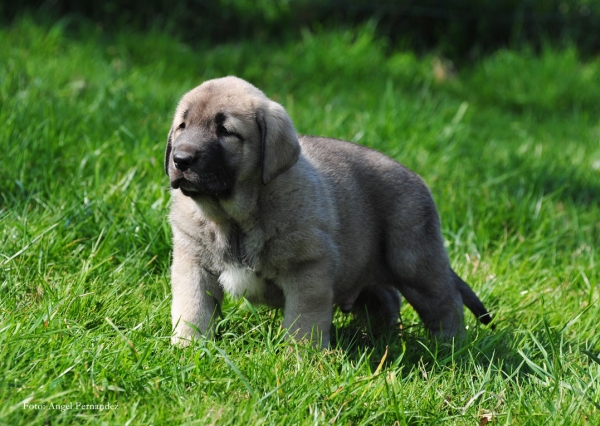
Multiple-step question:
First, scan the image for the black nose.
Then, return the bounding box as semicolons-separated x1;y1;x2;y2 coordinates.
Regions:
173;150;195;171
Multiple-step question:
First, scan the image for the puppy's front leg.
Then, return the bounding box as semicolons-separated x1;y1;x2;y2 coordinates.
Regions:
281;262;334;348
171;243;223;346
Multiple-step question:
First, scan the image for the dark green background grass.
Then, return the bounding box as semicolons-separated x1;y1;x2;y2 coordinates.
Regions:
1;17;599;425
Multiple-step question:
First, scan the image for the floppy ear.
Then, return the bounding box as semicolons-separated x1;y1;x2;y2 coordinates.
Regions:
164;128;173;176
257;101;301;185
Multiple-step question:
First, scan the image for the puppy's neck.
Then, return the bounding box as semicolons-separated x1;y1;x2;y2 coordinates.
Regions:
190;197;262;270
220;179;263;225
191;191;260;235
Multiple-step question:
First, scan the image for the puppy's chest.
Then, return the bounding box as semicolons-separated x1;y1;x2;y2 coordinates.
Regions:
218;264;263;299
210;225;271;298
219;225;251;267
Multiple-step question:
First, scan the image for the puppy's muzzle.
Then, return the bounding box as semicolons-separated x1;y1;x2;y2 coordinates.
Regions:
169;130;233;197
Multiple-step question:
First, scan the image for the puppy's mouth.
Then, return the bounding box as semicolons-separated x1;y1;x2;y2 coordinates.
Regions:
170;171;231;198
171;177;201;197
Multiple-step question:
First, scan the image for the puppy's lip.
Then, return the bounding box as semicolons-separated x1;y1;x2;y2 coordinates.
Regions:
170;176;201;194
170;170;231;198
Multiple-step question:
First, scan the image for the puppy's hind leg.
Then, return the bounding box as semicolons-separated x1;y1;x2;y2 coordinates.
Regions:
396;275;465;340
385;208;467;339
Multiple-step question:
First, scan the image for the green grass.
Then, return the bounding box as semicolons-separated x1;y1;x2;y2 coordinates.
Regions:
1;17;599;425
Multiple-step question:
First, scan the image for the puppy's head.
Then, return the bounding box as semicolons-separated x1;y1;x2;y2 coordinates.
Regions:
165;76;300;198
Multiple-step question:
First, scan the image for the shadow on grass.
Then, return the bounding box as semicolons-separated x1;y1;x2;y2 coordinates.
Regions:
331;313;522;377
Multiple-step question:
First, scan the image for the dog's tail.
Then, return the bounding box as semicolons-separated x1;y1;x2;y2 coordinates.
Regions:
452;269;494;328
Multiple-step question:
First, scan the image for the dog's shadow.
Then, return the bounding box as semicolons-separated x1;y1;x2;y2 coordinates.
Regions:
215;299;520;377
330;311;516;375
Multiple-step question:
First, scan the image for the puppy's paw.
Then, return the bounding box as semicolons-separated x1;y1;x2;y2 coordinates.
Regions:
171;334;193;347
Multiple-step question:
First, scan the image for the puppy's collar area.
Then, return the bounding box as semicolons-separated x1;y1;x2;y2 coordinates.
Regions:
224;222;254;269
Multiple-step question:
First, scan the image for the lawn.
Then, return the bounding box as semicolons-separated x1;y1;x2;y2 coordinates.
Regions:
1;17;599;425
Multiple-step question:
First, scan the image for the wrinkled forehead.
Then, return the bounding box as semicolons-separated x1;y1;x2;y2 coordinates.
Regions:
173;78;266;126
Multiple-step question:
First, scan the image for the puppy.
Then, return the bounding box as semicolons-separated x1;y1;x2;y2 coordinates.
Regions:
165;76;492;347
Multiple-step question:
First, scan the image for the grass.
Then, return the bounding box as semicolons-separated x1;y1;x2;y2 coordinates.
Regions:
1;17;599;425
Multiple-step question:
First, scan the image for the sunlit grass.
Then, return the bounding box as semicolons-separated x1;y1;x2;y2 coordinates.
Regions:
1;17;599;425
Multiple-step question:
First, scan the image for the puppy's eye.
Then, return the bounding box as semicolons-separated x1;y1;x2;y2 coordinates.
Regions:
178;122;186;130
217;125;233;137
